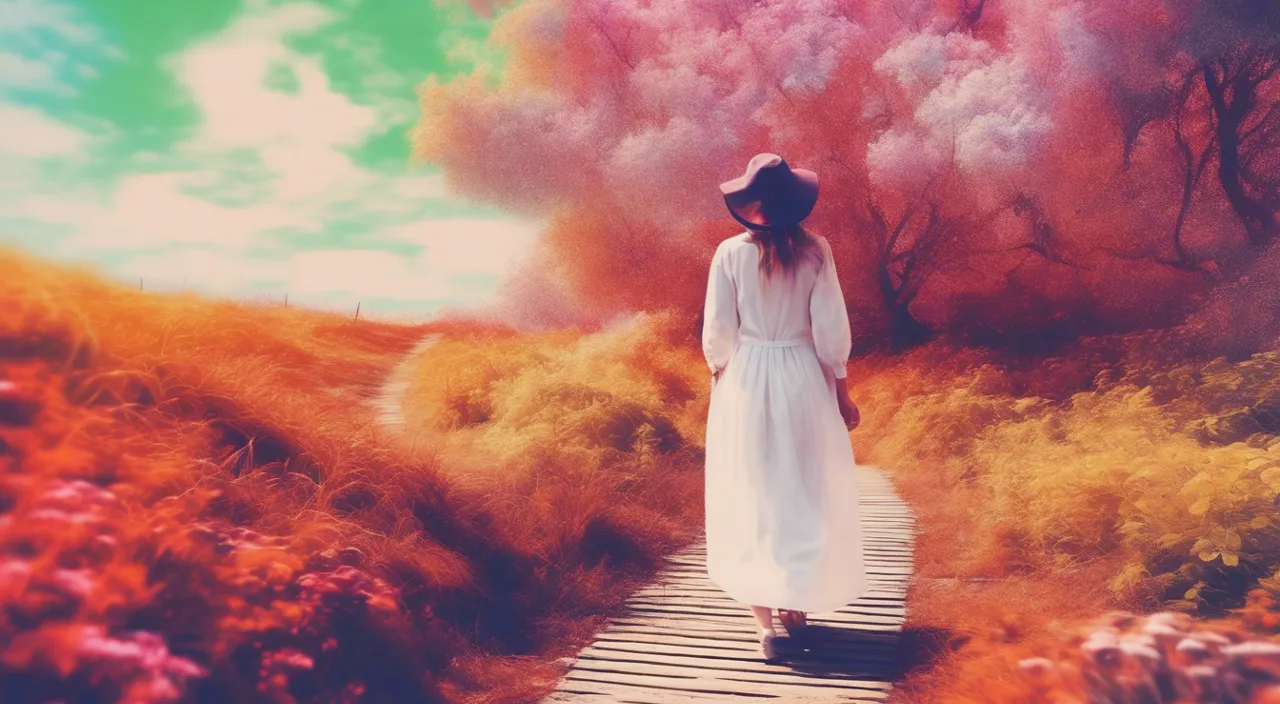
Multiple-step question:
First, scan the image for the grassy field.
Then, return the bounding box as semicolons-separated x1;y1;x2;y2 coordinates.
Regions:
3;247;1279;703
0;249;707;703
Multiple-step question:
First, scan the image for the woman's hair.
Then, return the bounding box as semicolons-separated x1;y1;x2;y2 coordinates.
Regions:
748;224;820;278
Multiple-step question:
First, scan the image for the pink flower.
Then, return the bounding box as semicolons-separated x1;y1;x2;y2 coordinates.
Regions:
1176;637;1214;663
1017;657;1058;688
51;568;94;598
76;627;207;702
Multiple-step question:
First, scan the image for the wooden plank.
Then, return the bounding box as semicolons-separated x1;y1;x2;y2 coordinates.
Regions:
604;613;905;635
545;466;915;702
547;682;765;702
628;595;908;615
575;646;895;686
624;598;908;622
651;578;909;598
619;609;905;631
562;670;887;701
569;655;892;692
646;582;906;598
627;589;909;613
587;633;900;662
586;639;899;669
620;602;906;627
579;644;896;678
599;621;904;645
670;538;913;549
660;564;913;574
655;572;913;585
660;565;913;579
657;567;912;581
666;548;915;559
642;581;908;602
664;555;914;567
636;580;908;594
605;614;902;634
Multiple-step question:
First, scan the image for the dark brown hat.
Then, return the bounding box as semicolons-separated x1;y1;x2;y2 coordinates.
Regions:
719;153;819;229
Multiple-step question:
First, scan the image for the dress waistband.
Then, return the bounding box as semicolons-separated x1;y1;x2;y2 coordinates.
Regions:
738;335;810;348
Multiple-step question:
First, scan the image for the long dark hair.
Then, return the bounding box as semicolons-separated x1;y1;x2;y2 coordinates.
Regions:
748;224;820;278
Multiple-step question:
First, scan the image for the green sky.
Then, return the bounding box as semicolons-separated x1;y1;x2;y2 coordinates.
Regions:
0;0;536;318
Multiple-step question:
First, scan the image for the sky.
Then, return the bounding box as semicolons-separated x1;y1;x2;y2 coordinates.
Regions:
0;0;541;319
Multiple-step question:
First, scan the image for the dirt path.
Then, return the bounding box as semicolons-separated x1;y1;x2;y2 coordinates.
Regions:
371;333;442;431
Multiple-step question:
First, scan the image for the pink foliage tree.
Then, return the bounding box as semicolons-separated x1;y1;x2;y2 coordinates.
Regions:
415;0;1280;349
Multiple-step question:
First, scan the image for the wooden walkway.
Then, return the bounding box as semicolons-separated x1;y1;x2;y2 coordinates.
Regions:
544;467;915;702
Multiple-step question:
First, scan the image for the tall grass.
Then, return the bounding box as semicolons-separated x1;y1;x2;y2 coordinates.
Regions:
848;325;1280;701
6;244;1280;703
0;249;707;703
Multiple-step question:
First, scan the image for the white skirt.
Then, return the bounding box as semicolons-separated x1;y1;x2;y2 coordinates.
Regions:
704;336;866;613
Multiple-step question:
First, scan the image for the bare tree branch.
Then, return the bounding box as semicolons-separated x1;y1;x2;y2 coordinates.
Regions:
1093;245;1212;274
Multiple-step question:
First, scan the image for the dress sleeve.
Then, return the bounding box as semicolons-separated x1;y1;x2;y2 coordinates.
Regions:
701;241;739;375
810;237;852;380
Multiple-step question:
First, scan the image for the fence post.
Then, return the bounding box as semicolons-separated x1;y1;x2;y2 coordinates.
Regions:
139;278;144;291
284;292;289;308
354;302;361;322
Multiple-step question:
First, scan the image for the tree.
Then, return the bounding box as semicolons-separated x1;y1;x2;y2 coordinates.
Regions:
1198;39;1280;246
865;201;949;350
1153;0;1280;249
413;0;1266;348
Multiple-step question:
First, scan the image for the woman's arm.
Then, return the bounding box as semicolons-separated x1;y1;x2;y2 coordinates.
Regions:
702;242;739;380
810;237;858;429
810;237;852;381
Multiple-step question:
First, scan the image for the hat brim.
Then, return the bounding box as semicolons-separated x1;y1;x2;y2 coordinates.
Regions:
721;168;819;229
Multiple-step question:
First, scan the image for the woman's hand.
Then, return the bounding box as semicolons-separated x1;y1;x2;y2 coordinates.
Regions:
838;394;860;430
834;376;860;430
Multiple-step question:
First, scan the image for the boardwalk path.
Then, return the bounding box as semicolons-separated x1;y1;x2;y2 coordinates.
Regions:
368;339;915;700
544;467;916;702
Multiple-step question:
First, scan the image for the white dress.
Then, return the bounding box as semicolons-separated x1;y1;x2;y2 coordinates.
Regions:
701;232;866;614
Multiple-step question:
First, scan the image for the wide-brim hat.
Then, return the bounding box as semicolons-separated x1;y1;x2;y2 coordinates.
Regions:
719;153;819;230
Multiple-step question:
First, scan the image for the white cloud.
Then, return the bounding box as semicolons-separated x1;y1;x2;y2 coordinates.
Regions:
0;0;117;93
0;51;55;89
172;2;378;203
26;171;317;250
392;173;451;202
109;247;280;296
0;104;84;156
286;249;454;300
0;0;97;44
0;0;542;318
390;217;543;278
95;216;543;312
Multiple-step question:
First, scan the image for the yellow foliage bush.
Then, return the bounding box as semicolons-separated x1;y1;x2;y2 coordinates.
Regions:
403;311;709;473
854;334;1280;617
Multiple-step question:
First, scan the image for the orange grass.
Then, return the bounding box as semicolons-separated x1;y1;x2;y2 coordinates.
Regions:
0;249;708;704
8;243;1280;703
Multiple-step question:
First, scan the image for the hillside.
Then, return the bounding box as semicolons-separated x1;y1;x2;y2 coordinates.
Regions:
0;249;707;704
4;246;1280;703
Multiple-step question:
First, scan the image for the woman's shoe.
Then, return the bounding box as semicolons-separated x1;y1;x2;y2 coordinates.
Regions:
758;628;780;662
779;609;808;635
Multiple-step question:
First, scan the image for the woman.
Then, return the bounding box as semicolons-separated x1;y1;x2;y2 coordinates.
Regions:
702;153;865;661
